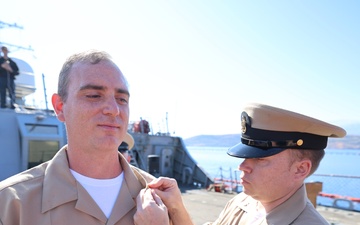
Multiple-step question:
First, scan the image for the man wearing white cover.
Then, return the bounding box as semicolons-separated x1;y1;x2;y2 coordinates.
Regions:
136;103;346;225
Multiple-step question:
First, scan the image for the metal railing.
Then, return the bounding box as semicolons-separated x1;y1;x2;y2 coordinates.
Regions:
306;174;360;211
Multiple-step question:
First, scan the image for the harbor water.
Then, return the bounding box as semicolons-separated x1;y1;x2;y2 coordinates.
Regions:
187;147;360;211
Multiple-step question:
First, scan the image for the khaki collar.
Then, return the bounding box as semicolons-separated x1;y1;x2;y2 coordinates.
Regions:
42;145;146;222
266;185;307;225
237;185;307;225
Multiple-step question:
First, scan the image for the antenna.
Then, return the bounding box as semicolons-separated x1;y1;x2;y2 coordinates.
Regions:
0;21;23;29
0;42;34;52
166;112;169;135
42;73;49;112
0;21;34;52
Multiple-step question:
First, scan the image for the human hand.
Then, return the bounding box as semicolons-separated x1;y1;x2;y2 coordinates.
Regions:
146;177;183;211
1;62;13;73
147;177;194;225
134;187;169;225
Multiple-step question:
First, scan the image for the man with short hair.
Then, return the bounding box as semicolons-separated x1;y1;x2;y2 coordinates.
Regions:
0;50;170;225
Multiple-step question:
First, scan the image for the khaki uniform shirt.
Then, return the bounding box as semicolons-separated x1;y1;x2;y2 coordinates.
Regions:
0;146;154;225
205;184;329;225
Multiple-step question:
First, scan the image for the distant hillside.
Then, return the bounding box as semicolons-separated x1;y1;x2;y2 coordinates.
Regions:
184;134;241;148
184;134;360;149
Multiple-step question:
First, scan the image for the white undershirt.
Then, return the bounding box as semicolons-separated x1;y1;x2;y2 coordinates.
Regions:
70;170;124;218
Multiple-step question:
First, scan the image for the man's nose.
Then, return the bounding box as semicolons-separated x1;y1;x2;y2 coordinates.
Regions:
103;97;120;116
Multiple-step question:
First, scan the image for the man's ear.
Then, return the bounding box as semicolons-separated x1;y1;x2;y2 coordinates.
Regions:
294;159;312;180
52;94;65;122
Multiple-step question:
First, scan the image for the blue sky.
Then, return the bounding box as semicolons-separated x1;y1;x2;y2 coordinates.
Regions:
1;0;359;138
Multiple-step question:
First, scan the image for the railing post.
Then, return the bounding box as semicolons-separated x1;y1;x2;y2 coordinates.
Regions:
305;182;323;208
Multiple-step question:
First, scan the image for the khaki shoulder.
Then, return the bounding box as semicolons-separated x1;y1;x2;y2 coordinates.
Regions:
130;166;156;186
0;163;48;192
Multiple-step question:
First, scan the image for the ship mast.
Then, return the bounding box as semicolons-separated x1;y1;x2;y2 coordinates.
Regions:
0;20;49;110
0;21;34;52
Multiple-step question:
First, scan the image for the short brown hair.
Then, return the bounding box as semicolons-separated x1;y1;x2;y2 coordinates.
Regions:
289;149;325;176
57;50;117;102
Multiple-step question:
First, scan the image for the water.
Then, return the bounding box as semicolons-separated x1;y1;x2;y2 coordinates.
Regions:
187;146;360;211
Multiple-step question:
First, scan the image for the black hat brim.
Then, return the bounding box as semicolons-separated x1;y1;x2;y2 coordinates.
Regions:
227;142;286;159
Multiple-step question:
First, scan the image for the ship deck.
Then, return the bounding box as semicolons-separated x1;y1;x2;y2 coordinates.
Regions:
180;186;360;225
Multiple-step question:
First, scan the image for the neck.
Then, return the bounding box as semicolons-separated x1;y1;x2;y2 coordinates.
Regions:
66;146;122;179
260;184;302;213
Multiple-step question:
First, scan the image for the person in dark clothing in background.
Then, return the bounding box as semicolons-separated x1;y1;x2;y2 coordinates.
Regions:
0;46;19;109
